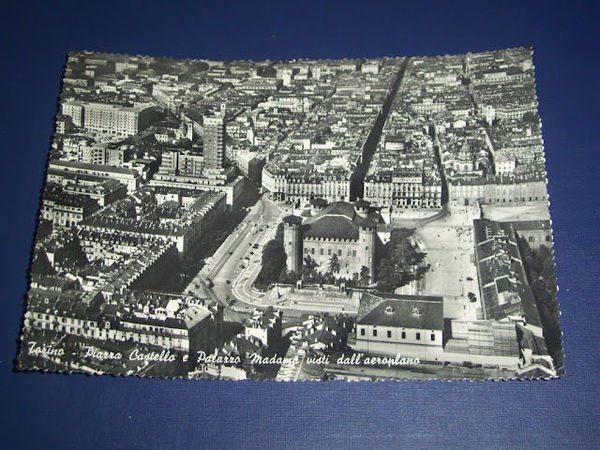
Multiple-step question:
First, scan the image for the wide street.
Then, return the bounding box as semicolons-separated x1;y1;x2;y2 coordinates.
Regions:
184;193;284;316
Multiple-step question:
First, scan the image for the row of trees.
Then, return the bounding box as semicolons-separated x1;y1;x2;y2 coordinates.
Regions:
256;226;426;292
255;224;285;288
255;238;287;287
295;254;371;287
257;247;372;289
517;237;563;372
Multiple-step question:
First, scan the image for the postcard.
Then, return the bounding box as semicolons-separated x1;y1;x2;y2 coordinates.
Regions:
16;47;563;380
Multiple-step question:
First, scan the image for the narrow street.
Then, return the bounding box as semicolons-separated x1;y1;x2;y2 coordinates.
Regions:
351;58;409;200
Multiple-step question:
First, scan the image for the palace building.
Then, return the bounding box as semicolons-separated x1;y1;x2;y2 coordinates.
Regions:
282;200;382;280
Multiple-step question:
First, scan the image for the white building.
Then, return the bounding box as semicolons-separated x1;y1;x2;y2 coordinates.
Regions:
352;293;444;357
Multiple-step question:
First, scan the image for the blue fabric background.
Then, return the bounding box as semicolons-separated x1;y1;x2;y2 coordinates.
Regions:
1;1;599;448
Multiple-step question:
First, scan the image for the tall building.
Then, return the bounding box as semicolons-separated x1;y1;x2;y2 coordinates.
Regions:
79;143;108;165
203;104;226;170
178;153;204;177
283;216;302;273
158;151;179;176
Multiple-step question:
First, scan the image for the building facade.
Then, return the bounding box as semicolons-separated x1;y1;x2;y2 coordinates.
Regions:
61;101;157;137
262;165;352;203
48;160;142;194
158;151;205;178
364;171;443;209
203;106;226;170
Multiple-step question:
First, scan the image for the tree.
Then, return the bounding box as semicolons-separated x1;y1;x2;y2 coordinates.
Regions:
257;65;276;78
517;238;563;372
323;272;334;285
149;58;179;75
328;253;341;276
187;61;209;73
376;228;427;293
256;239;286;286
274;223;284;243
278;267;300;285
359;266;370;288
376;259;393;292
30;250;55;276
302;255;319;281
522;111;539;125
287;270;299;283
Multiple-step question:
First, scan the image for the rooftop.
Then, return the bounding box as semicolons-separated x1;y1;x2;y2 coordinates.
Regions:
301;201;380;240
357;293;444;330
50;160;138;176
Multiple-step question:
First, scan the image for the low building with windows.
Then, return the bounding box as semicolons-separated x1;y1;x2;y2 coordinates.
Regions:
262;164;352;203
351;293;444;357
62;178;127;207
48;160;142;194
79;189;228;256
22;290;224;355
448;178;548;207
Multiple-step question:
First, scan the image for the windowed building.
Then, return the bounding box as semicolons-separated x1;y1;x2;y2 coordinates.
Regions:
352;292;444;357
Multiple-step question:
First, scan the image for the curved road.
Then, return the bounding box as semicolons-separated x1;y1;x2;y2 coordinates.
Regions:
185;194;284;314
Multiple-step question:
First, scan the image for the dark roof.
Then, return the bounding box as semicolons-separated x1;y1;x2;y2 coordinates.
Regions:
357;216;379;228
495;276;511;293
519;284;542;328
511;220;551;231
310;198;328;207
304;215;359;240
282;215;303;226
517;324;549;355
50;160;137;176
301;201;382;239
319;201;356;219
357;293;444;330
353;199;371;208
31;274;75;288
474;218;543;326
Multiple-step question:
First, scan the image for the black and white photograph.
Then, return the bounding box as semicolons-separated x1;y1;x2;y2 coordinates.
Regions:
16;47;564;381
